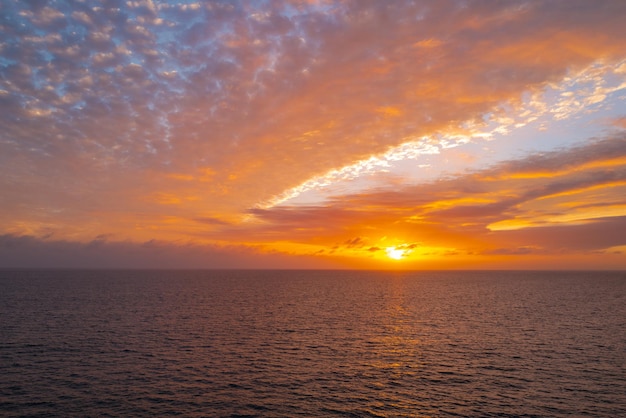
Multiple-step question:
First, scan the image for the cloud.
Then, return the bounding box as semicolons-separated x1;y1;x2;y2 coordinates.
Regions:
612;116;626;129
194;217;230;226
237;134;626;258
1;1;626;267
489;216;626;253
0;234;338;269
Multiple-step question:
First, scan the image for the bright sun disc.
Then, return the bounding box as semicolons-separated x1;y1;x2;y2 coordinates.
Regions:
386;247;405;260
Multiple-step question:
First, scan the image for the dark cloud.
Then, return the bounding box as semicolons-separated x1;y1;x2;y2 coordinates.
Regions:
344;237;366;248
489;216;626;253
483;247;538;256
194;217;230;226
0;234;338;269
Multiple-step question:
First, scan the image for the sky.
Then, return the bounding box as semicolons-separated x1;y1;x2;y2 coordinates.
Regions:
1;0;626;269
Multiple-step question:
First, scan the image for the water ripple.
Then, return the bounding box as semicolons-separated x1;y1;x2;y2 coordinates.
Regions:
1;270;625;416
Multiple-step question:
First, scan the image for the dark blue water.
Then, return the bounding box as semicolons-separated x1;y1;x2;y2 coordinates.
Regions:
1;270;625;417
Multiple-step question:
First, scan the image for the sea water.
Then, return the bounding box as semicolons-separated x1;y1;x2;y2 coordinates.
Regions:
1;270;625;417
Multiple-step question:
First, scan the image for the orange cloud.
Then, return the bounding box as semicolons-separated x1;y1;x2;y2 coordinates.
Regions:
216;134;626;267
2;1;626;268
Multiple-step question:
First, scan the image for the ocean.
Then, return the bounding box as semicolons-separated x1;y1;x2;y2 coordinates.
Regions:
1;270;625;417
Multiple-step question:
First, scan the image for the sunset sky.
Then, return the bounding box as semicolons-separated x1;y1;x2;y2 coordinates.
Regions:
1;0;626;269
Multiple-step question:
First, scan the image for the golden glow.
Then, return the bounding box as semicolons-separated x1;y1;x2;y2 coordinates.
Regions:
386;247;407;260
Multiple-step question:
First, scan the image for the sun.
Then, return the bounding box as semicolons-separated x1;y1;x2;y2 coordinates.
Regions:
386;246;406;260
